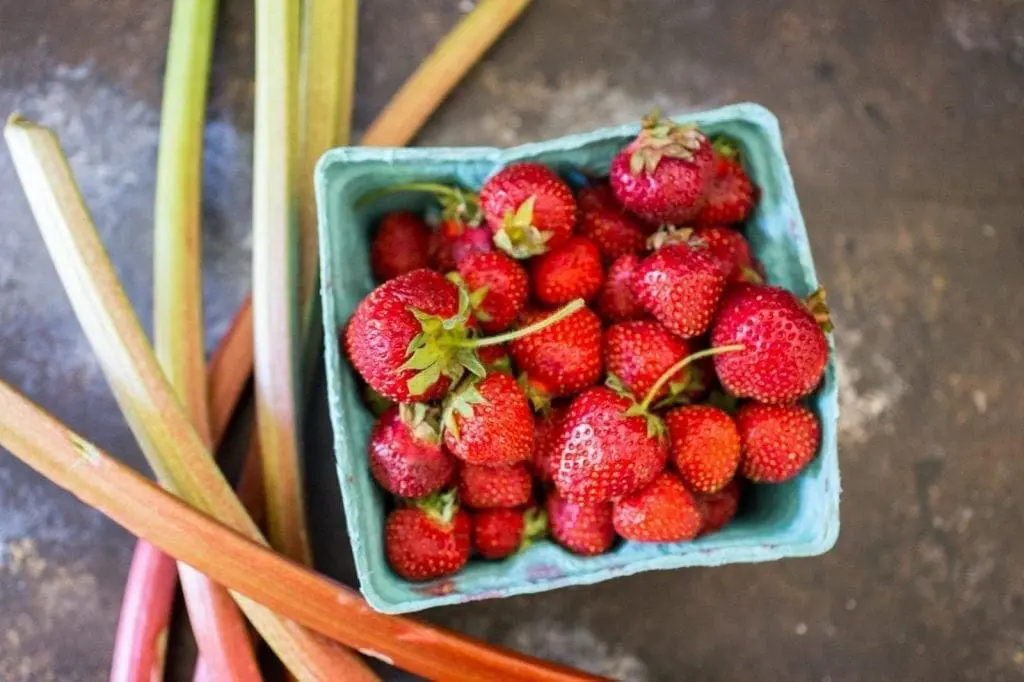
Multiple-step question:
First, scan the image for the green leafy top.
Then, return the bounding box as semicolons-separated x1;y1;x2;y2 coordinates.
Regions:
414;489;459;526
400;287;486;397
646;225;695;251
492;197;552;259
441;379;490;441
398;402;443;444
805;286;834;333
629;109;707;175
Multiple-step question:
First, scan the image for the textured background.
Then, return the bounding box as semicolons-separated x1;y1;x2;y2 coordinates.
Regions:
0;1;1022;680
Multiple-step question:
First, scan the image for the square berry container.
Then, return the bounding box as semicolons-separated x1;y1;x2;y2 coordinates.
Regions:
315;102;840;614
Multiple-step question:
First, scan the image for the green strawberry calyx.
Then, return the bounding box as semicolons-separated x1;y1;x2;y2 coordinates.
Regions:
805;286;834;333
710;135;742;162
401;296;586;398
606;373;667;440
414;489;459;527
493;197;553;259
647;225;695;251
518;507;549;553
441;380;490;441
357;182;483;226
446;272;492;322
629;109;707;175
398;402;443;445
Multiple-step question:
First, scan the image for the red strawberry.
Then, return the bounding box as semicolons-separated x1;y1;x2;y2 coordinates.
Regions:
697;480;740;535
596;254;646;323
632;237;727;338
458;462;533;508
736;403;820;482
530;236;604;306
457;251;529;333
371;212;432;281
479;162;578;258
552;387;668;503
385;493;470;581
692;225;756;284
531;405;567;484
665;405;740;493
368;404;455;498
612;471;703;543
427;224;457;272
430;219;495;272
711;285;831;403
347;269;581;403
695;141;757;226
609;112;714;224
546;490;616;556
345;269;466;402
442;373;533;466
509;306;603;405
472;507;547;560
604;320;693;402
577;183;649;261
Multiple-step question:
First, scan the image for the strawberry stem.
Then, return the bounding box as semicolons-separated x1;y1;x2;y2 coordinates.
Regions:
456;298;585;348
638;345;744;413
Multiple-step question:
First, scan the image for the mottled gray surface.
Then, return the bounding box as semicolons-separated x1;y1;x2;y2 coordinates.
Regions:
1;0;1023;680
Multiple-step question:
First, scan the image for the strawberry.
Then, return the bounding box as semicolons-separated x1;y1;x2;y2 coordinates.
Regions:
479;162;578;258
509;306;603;406
530;236;604;306
609;112;714;224
596;254;646;323
552;387;668;503
457;462;533;508
736;403;820;482
694;139;757;226
632;235;727;339
604;320;693;402
370;211;432;282
442;373;533;466
545;490;616;556
711;285;831;403
368;404;455;498
577;183;649;261
612;471;703;543
385;492;471;581
531;405;567;484
456;251;529;333
430;219;495;272
697;479;740;535
472;507;547;560
427;224;457;272
345;269;468;402
691;225;757;284
346;269;585;402
665;405;740;493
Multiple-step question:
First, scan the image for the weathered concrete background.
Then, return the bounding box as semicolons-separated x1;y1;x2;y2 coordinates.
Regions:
1;0;1023;680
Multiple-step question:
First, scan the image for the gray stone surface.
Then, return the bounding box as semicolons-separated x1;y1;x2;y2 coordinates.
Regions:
1;0;1023;680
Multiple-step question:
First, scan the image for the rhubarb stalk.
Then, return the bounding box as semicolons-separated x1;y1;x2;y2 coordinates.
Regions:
0;378;603;682
114;0;261;678
5;115;376;681
252;0;312;567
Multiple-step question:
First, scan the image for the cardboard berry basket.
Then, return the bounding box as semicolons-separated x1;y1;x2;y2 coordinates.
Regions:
315;102;840;614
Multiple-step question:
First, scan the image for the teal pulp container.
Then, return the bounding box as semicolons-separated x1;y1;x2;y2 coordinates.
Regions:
316;103;841;614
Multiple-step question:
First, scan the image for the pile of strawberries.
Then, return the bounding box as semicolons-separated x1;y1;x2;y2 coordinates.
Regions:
343;112;831;582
